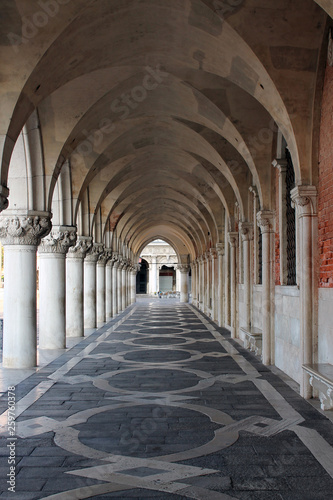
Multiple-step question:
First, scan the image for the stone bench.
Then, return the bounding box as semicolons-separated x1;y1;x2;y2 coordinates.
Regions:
240;326;262;356
303;363;333;411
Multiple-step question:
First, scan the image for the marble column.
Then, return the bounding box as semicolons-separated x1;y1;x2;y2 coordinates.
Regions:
105;251;113;320
117;258;123;312
228;233;238;339
203;253;209;314
198;256;204;310
257;211;275;365
39;227;76;349
217;243;225;327
291;186;318;398
112;256;119;315
84;243;103;329
122;262;127;311
66;237;91;338
178;265;189;303
130;267;137;304
210;249;217;321
97;252;108;326
0;213;51;368
191;261;196;305
239;222;254;329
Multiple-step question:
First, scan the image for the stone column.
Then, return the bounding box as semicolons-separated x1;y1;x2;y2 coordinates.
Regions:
130;267;137;304
273;159;288;285
105;251;113;320
178;265;189;303
84;243;103;329
210;249;217;321
66;237;91;338
291;186;318;398
117;258;123;312
191;261;196;305
228;233;238;339
198;256;204;310
39;227;76;349
257;211;275;365
203;253;209;314
217;243;225;327
239;222;254;329
112;256;119;315
122;262;127;311
0;213;51;368
151;256;157;294
97;252;108;326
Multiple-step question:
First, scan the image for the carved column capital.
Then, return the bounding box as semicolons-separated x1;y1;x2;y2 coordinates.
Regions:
0;212;52;246
67;236;92;260
228;232;238;247
256;211;275;234
0;185;9;212
239;222;254;242
216;243;225;257
97;251;109;266
39;226;77;254
209;248;217;259
177;264;189;273
272;158;288;175
85;243;104;262
291;186;317;217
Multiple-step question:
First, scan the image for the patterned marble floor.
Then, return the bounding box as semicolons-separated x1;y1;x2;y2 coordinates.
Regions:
1;299;333;499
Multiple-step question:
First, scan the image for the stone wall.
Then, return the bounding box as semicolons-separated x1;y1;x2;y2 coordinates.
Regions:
252;285;262;330
274;286;301;384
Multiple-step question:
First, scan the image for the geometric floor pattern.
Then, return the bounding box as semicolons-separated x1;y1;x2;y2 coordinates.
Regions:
1;299;333;499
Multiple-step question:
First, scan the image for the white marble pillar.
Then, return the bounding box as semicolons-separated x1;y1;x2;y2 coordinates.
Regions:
122;264;127;311
228;233;238;339
240;223;254;329
66;238;91;338
257;212;275;365
84;243;103;329
203;253;209;314
97;252;108;326
0;214;51;368
117;258;123;311
178;265;189;303
105;253;113;320
217;243;225;327
210;249;217;321
191;262;196;305
198;257;204;310
112;257;119;315
130;267;137;304
291;186;318;398
39;227;76;349
151;257;157;294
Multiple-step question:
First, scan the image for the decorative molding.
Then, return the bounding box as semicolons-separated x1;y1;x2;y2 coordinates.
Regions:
256;211;275;234
209;248;217;259
85;243;104;262
67;236;92;260
0;185;9;212
228;232;238;247
39;226;77;254
216;243;225;257
272;158;288;174
239;222;254;242
290;186;317;217
177;264;189;273
0;213;52;246
328;28;333;67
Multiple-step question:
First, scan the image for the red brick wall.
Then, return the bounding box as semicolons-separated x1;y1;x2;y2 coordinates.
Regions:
319;63;333;288
275;168;281;286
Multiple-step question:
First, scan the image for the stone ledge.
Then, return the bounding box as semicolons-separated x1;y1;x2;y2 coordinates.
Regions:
240;326;262;356
303;363;333;410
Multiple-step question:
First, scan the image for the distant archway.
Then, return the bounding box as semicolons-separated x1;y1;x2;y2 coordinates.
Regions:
136;258;148;294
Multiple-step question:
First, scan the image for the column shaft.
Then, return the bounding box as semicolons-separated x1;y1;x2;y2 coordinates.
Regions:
105;262;112;320
96;261;106;325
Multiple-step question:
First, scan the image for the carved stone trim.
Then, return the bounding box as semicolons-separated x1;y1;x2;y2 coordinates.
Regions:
239;222;254;242
228;232;238;247
177;264;189;273
85;243;104;262
39;226;77;254
209;248;217;259
67;236;92;260
216;242;225;257
291;186;317;217
256;211;275;234
0;213;52;246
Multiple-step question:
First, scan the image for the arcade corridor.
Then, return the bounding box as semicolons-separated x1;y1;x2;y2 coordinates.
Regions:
1;299;333;499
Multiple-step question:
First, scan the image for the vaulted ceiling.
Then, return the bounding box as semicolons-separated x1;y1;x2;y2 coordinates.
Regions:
0;0;330;258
